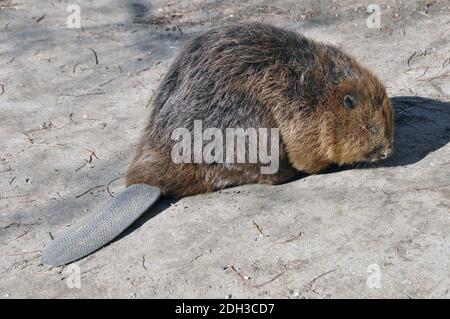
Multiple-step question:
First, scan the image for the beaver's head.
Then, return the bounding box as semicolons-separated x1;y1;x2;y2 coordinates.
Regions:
320;67;394;165
272;53;394;173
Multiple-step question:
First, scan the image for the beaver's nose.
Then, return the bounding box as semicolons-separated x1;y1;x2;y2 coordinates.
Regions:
380;147;393;160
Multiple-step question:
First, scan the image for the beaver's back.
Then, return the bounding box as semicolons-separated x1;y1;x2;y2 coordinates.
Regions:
146;24;360;139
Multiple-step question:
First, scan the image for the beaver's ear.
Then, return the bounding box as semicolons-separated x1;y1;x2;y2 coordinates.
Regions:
343;94;357;109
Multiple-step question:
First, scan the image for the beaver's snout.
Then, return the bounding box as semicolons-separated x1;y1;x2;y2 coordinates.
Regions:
380;147;393;160
367;145;393;162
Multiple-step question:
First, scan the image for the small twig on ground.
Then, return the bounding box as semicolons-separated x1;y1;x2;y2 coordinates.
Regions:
106;175;125;197
89;48;99;65
18;199;36;204
142;255;148;270
75;148;99;172
99;78;114;87
40;142;68;148
189;253;203;263
35;15;45;23
412;184;450;191
80;265;104;278
128;66;151;78
1;255;40;275
0;84;4;95
75;185;105;198
21;131;35;144
59;89;105;98
20;131;68;148
61;265;104;281
25;113;74;133
280;232;303;243
75;175;124;198
106;186;114;198
0;220;38;228
230;266;248;282
75;265;104;279
252;220;266;236
418;71;450;82
443;58;450;68
74;160;88;172
14;225;35;240
416;66;431;79
306;269;336;289
251;272;285;288
417;10;432;18
407;51;416;69
0;194;29;201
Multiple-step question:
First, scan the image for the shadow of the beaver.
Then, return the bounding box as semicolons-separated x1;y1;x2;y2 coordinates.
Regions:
113;196;179;243
379;96;450;167
322;95;450;174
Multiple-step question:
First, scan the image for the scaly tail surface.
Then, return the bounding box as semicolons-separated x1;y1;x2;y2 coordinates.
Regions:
41;184;161;266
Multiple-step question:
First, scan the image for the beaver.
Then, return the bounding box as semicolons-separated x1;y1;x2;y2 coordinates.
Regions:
42;23;394;266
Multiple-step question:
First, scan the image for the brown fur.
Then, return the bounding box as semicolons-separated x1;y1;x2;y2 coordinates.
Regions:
126;23;394;197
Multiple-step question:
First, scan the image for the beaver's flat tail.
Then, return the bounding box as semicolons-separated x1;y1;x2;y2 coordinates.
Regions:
41;184;161;266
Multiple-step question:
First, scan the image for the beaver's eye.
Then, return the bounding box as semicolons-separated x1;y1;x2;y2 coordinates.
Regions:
343;95;357;109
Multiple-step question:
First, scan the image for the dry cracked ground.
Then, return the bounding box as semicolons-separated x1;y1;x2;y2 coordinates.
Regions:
0;0;449;298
